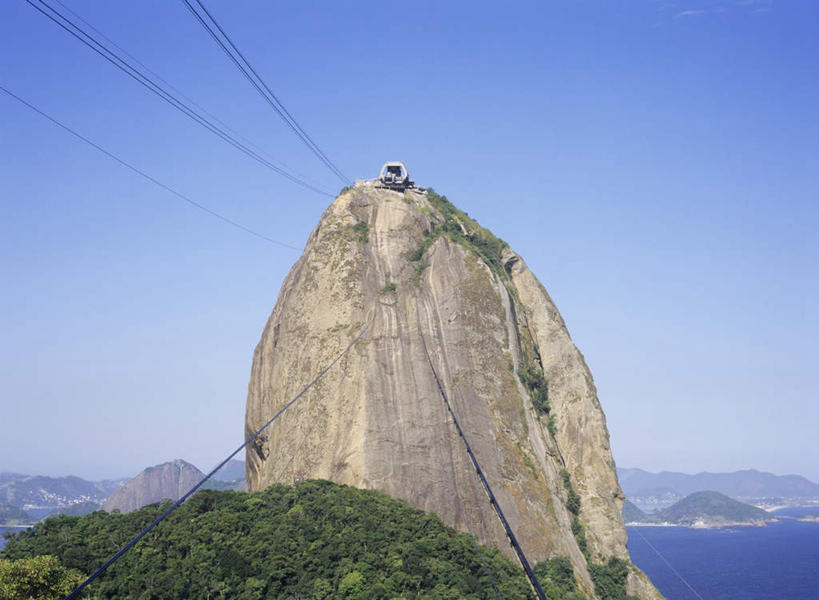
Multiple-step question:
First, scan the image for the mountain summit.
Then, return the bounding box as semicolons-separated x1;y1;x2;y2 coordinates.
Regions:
102;459;203;514
245;182;661;598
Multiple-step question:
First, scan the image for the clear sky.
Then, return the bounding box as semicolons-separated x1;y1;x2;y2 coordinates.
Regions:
1;0;817;482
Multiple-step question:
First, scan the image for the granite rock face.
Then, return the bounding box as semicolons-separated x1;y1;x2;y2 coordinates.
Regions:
246;186;661;598
102;459;203;514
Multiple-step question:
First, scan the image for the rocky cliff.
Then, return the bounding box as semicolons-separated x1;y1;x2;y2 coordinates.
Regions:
245;184;661;599
102;459;203;514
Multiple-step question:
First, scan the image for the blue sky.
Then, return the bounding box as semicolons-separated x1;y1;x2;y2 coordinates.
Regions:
1;0;817;481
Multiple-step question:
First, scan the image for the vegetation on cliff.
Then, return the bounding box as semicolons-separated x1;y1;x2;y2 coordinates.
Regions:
517;364;550;417
408;189;556;432
410;189;509;278
1;480;599;599
559;469;588;560
556;471;638;600
589;558;639;600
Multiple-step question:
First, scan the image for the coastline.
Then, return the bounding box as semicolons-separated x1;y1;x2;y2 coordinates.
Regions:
625;518;777;529
796;515;819;523
627;513;819;599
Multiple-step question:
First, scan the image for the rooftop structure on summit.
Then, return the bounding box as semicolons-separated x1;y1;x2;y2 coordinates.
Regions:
355;161;423;192
377;161;411;190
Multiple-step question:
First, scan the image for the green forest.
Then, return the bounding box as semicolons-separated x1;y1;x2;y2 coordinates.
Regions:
1;480;596;599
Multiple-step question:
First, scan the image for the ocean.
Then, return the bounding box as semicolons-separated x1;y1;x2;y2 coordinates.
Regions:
628;507;819;599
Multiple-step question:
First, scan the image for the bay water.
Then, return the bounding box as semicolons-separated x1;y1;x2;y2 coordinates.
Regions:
628;507;819;599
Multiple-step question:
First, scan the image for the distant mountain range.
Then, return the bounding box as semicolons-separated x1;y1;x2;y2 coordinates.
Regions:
0;473;125;509
213;459;245;482
0;459;247;524
623;491;774;527
618;468;819;500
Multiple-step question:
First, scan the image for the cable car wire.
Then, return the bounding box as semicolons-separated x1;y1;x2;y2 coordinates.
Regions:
631;528;705;600
50;0;313;184
181;0;351;185
62;319;371;600
25;0;334;198
418;323;549;600
0;84;300;250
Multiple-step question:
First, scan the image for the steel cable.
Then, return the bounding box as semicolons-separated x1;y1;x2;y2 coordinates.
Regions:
25;0;334;197
0;84;300;250
181;0;351;185
50;0;313;184
417;321;549;600
62;319;370;599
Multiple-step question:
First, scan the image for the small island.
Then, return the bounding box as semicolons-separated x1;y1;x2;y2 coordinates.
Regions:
624;491;775;528
797;514;819;523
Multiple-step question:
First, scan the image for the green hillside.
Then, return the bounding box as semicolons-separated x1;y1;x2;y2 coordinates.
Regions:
0;503;34;526
657;491;771;525
621;500;654;524
2;480;588;599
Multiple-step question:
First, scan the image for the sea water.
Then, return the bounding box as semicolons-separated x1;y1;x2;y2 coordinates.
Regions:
628;507;819;599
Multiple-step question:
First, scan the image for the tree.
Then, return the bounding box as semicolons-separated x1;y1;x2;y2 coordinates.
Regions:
0;555;84;600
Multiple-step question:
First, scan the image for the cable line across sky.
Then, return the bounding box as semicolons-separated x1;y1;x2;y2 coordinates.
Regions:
0;84;300;251
25;0;334;197
50;0;314;184
61;319;371;600
181;0;352;185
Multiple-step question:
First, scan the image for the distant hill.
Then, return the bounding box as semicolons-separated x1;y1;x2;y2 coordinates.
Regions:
622;500;651;524
200;478;247;492
102;459;204;513
657;491;772;526
623;492;775;527
0;503;34;526
44;501;100;518
212;459;245;482
0;473;124;508
202;459;246;491
618;468;819;499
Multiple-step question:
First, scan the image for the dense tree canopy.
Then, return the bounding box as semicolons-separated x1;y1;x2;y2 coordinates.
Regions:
0;555;85;600
2;480;593;599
